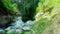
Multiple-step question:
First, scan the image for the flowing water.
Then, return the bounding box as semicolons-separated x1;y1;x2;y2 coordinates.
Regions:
5;17;35;34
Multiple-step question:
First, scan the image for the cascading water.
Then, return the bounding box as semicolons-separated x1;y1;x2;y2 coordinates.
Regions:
5;17;35;34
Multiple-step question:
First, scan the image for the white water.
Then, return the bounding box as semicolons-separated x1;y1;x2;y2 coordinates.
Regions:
5;17;35;34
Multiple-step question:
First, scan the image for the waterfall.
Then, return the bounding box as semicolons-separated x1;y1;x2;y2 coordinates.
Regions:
5;16;35;34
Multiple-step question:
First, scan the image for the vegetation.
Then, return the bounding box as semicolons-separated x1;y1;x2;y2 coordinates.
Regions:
0;0;60;34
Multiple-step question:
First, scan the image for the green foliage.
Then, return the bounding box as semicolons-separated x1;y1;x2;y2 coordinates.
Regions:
19;0;39;22
2;0;39;22
1;0;60;34
35;0;60;20
24;18;52;34
24;0;60;34
2;0;18;13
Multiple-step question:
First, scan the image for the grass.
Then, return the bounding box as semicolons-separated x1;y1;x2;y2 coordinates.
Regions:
23;18;52;34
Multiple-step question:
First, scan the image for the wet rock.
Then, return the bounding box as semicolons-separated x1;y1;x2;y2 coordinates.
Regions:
25;20;35;26
0;15;14;28
22;26;30;31
7;29;15;34
0;28;6;34
7;29;22;34
5;26;15;31
15;29;22;34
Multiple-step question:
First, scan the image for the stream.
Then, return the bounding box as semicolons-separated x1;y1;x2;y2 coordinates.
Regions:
0;17;35;34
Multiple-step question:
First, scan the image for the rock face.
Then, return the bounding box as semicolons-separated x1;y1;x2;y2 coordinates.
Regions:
0;15;14;28
0;0;15;28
